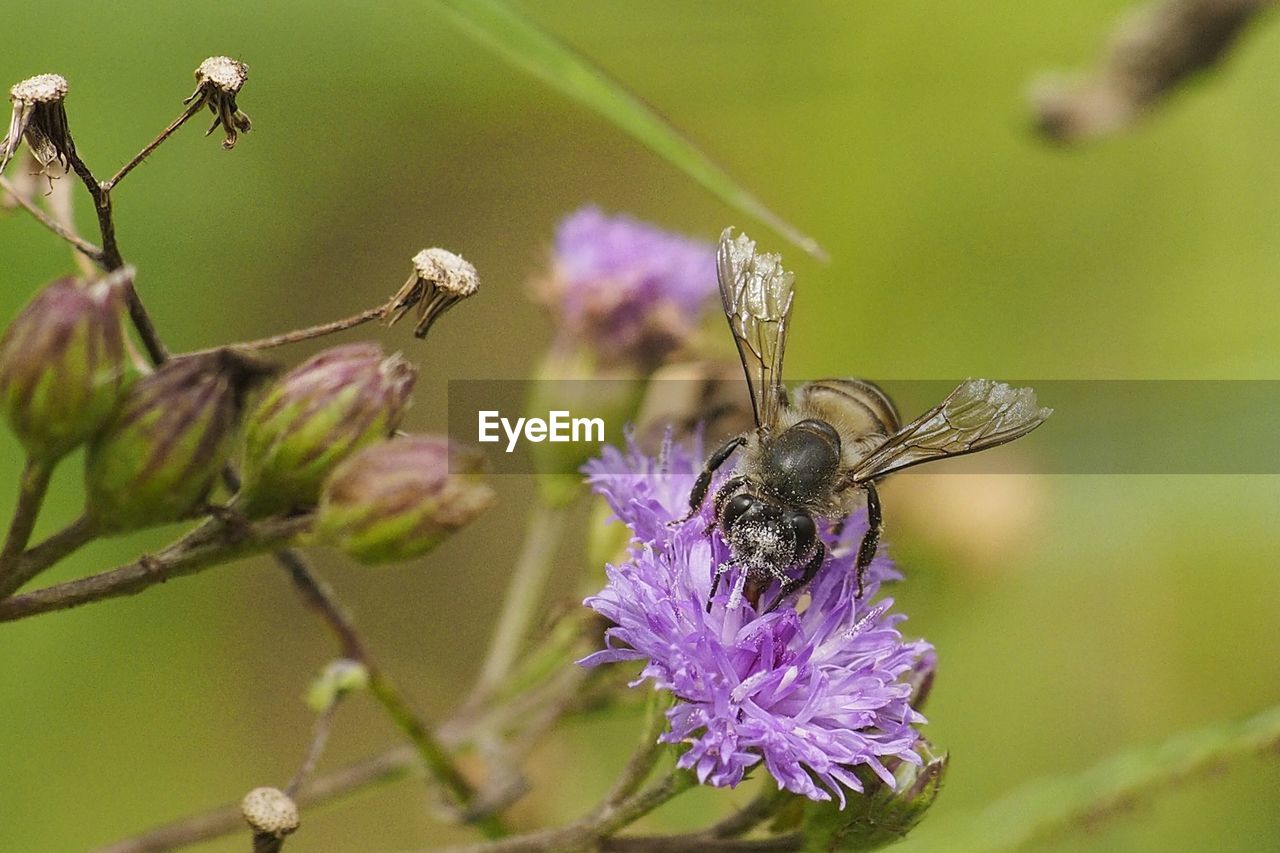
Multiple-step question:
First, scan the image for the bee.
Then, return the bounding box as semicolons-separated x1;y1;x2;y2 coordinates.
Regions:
680;229;1052;614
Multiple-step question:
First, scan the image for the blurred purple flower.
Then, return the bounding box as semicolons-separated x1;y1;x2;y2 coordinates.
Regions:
534;206;716;370
580;433;934;805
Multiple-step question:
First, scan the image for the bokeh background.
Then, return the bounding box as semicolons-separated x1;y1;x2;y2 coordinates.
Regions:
2;1;1278;850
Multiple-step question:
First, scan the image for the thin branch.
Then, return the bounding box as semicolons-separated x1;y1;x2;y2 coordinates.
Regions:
286;698;342;798
0;514;96;597
275;551;508;839
0;457;55;586
1032;0;1276;142
219;306;388;353
64;149;121;269
703;785;792;839
598;690;673;809
603;836;801;852
0;515;311;623
466;502;569;711
103;99;205;193
97;748;421;853
0;173;104;263
102;638;607;852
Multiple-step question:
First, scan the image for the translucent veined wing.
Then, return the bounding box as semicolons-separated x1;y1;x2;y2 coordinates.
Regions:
848;379;1051;481
717;228;796;430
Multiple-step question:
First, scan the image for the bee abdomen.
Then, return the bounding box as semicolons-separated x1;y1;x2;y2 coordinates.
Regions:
793;378;901;436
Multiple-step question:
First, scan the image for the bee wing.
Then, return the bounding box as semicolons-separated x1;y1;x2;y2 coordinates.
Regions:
848;379;1051;482
717;229;796;430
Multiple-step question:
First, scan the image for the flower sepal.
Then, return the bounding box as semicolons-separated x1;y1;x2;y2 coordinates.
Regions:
799;739;949;851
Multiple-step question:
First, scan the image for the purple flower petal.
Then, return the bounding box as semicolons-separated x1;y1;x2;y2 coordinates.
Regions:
580;433;934;804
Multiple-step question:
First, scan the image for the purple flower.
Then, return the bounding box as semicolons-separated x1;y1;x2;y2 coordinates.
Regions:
534;206;716;370
580;433;934;805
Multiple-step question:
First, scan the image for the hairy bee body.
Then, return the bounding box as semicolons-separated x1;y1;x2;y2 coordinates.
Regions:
685;230;1051;615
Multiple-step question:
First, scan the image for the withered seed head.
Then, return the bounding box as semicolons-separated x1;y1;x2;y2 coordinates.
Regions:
185;56;252;149
1;73;74;175
10;74;68;104
194;56;247;94
383;248;480;338
240;787;299;838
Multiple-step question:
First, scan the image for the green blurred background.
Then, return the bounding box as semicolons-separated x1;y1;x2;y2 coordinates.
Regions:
2;1;1278;850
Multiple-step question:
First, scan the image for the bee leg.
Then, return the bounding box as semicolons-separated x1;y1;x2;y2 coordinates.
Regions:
673;435;745;524
706;475;747;534
705;561;733;613
763;542;826;615
853;482;883;599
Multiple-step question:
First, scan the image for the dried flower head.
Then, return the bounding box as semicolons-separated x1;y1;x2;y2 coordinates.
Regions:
185;56;252;149
580;433;933;805
240;787;299;838
533;206;717;371
383;248;480;338
1;74;74;174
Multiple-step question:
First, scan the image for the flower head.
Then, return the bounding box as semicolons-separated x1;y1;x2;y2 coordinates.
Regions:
533;206;716;371
186;56;252;149
1;74;74;174
580;433;933;805
383;248;480;338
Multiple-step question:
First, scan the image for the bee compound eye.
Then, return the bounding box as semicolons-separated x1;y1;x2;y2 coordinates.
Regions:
723;493;756;528
786;511;816;554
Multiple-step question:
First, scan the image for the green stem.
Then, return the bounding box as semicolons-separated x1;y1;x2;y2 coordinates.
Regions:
599;689;674;807
906;703;1280;852
274;550;507;839
0;514;97;598
0;457;55;592
467;501;569;710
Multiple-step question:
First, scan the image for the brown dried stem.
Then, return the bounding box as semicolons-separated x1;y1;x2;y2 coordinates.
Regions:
0;174;103;261
1032;0;1276;143
102;99;205;192
0;515;311;622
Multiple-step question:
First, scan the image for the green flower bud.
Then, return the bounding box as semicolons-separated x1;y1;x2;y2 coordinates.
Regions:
315;435;494;564
305;658;370;712
0;270;132;461
239;343;416;517
801;740;949;851
85;349;275;532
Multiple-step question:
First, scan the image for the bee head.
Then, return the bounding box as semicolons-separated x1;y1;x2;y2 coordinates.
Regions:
720;492;817;573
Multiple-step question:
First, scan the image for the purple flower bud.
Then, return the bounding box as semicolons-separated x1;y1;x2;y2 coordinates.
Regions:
85;349;276;532
239;343;417;517
315;435;495;564
532;206;717;371
802;739;948;847
0;271;131;460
